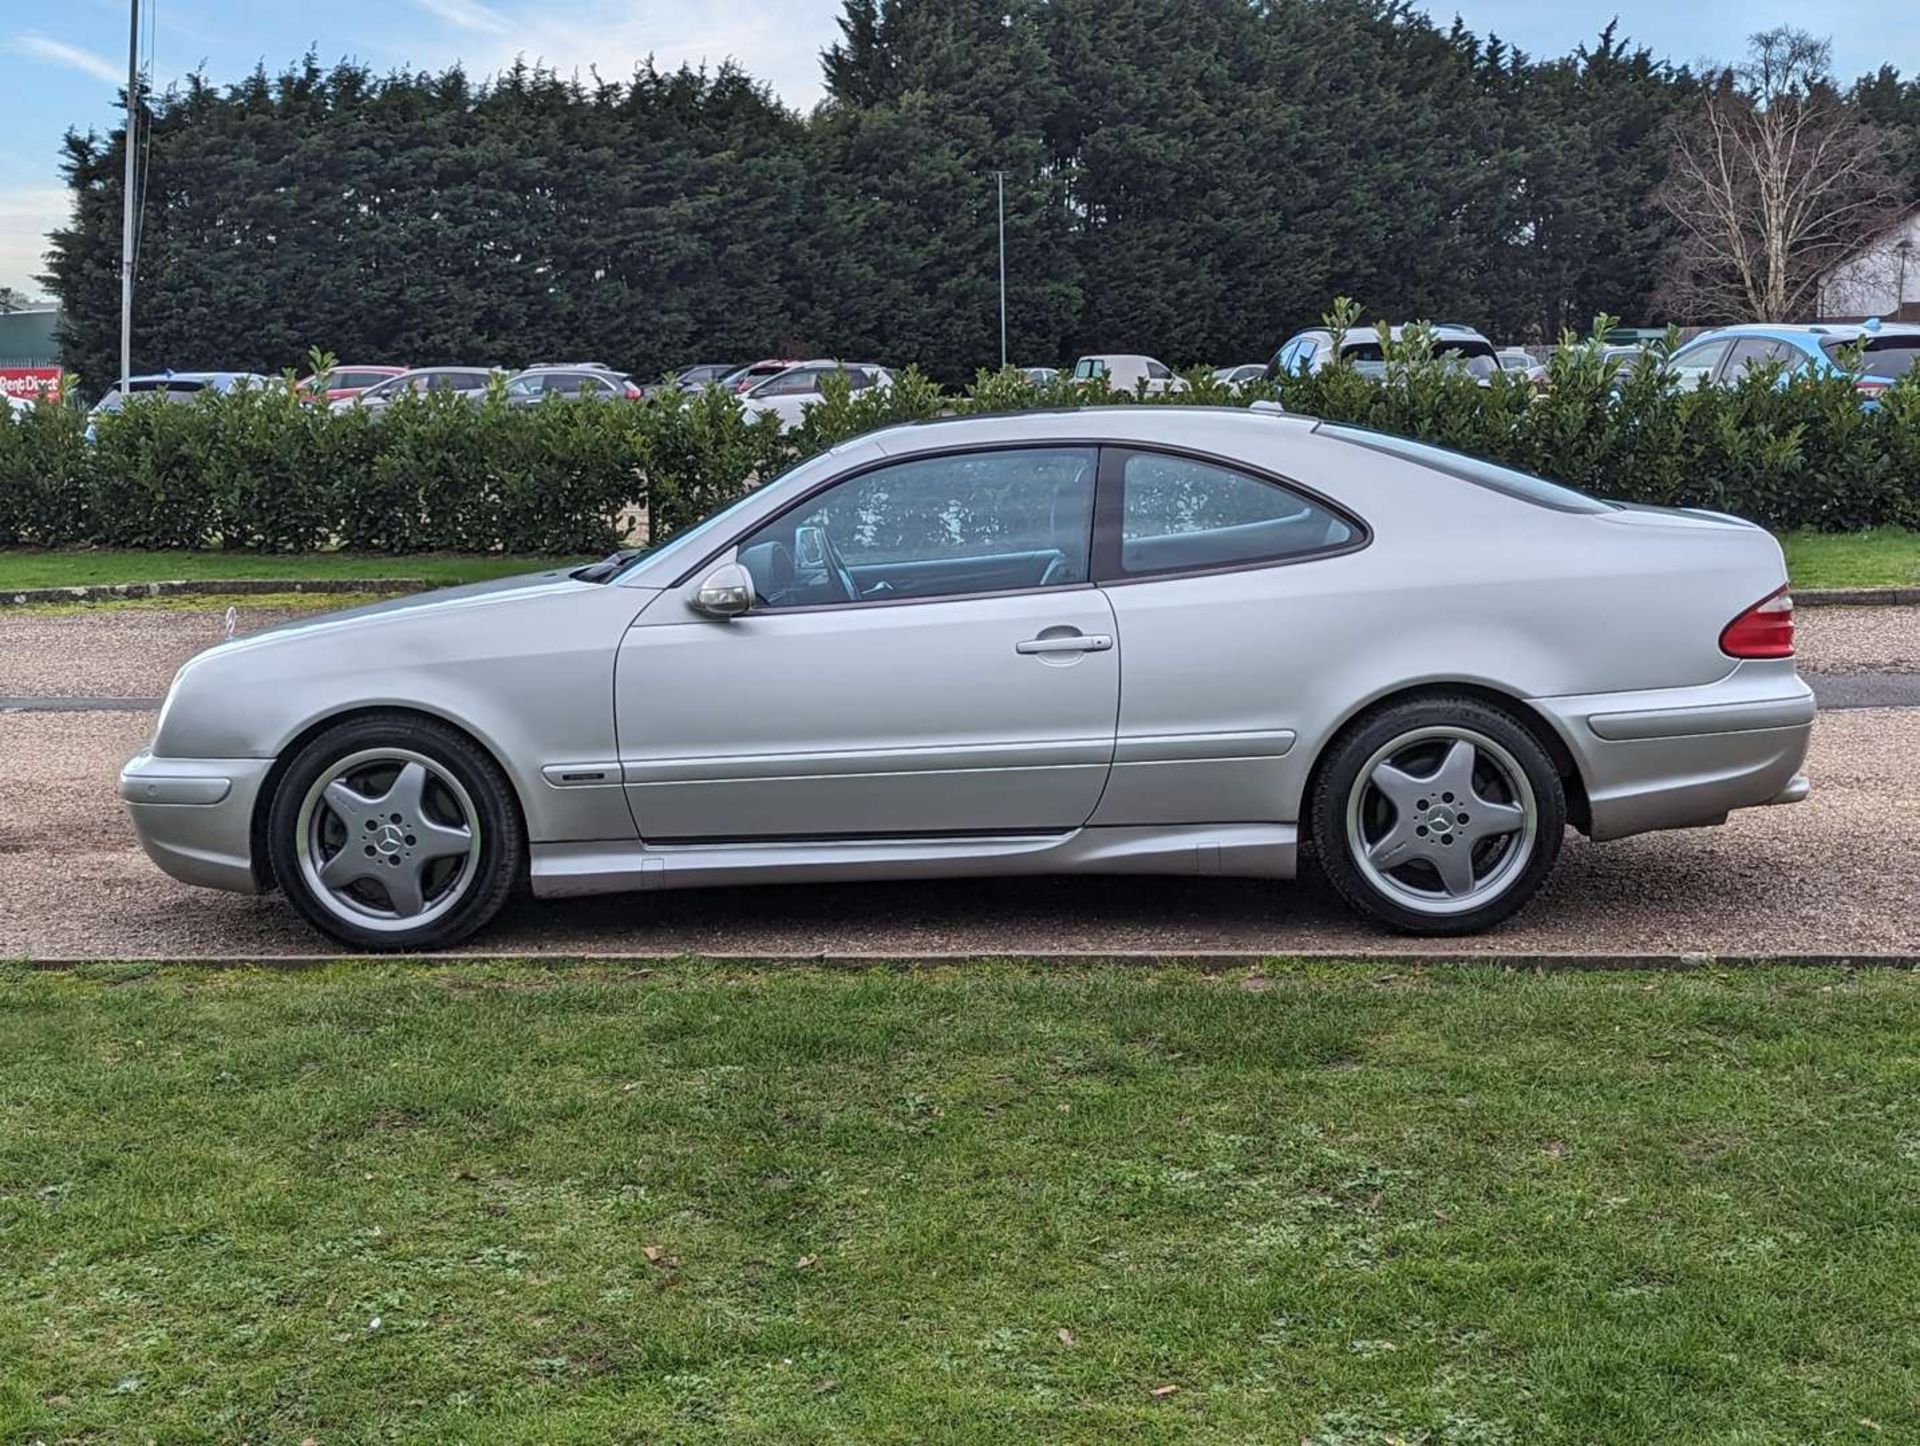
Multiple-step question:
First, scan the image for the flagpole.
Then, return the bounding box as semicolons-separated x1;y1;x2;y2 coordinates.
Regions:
994;171;1008;371
120;0;140;393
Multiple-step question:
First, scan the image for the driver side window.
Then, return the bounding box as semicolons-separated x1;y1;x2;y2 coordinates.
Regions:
733;447;1097;609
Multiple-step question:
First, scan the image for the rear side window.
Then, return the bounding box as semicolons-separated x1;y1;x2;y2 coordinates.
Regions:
1822;336;1920;380
1322;426;1615;514
1109;451;1357;577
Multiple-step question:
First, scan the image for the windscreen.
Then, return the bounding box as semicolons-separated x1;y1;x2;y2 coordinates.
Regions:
94;381;209;413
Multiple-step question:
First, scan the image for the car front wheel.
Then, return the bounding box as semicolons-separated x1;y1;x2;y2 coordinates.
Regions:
1312;697;1566;935
267;713;524;952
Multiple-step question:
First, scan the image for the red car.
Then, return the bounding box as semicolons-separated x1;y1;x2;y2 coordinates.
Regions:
296;365;409;406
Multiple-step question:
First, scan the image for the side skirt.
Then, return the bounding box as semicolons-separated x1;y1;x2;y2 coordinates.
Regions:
530;823;1298;899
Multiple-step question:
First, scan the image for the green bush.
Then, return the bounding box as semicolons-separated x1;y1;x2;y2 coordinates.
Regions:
4;323;1919;556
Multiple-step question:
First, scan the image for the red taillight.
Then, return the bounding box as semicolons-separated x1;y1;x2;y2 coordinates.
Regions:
1720;586;1794;659
624;383;643;399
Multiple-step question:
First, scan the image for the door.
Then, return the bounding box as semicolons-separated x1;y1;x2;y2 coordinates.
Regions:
616;445;1118;840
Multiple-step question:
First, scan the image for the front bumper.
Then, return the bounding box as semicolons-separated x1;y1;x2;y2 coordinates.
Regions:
120;751;272;893
1535;662;1815;842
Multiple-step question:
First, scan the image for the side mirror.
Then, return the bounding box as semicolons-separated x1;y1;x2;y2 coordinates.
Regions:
691;562;756;619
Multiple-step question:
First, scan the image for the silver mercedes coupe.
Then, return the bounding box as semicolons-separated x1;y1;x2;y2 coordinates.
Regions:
122;407;1814;951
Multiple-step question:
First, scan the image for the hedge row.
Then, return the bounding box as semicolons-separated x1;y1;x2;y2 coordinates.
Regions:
5;318;1919;554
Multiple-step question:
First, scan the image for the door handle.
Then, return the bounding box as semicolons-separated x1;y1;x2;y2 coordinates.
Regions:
1016;633;1113;655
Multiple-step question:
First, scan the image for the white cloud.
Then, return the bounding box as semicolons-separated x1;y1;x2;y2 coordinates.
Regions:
0;187;71;299
411;0;511;38
12;33;123;86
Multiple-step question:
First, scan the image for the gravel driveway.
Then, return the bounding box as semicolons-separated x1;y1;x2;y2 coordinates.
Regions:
1795;605;1920;675
2;706;1913;960
0;603;333;698
2;600;1914;960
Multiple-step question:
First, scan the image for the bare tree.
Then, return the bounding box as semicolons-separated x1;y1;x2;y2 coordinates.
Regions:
1656;28;1908;321
0;287;29;314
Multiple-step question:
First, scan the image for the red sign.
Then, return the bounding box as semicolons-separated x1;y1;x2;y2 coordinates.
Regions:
0;368;63;403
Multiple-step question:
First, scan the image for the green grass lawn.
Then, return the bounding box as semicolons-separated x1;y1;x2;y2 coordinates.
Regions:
3;961;1917;1443
1779;527;1920;590
0;549;580;591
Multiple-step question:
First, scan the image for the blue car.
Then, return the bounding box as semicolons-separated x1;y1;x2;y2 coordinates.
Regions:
1667;320;1920;403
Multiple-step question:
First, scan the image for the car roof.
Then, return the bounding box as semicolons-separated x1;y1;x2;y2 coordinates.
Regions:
123;371;270;385
1688;321;1920;345
867;404;1314;453
1289;323;1493;345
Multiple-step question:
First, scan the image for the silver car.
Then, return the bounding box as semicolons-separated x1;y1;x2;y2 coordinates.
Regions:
122;407;1813;951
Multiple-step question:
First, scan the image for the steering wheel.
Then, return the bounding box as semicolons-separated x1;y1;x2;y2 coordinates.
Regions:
812;525;860;603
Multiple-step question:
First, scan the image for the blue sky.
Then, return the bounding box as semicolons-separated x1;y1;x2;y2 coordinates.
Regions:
4;1;1920;297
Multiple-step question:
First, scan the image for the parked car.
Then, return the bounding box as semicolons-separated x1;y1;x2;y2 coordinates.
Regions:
331;367;501;414
1268;323;1500;383
123;406;1810;953
1604;327;1669;347
1665;321;1920;402
720;359;801;394
1494;348;1549;391
90;372;276;417
1212;363;1267;388
4;395;30;419
1070;354;1189;394
672;363;743;392
503;367;643;405
1601;344;1651;380
1020;365;1061;384
86;372;278;439
296;365;408;406
737;360;893;431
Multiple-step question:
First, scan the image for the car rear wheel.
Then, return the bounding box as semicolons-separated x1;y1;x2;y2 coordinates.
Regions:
267;713;523;952
1312;697;1565;935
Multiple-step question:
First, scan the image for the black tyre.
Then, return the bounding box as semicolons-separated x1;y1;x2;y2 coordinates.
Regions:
1311;696;1566;935
267;712;524;952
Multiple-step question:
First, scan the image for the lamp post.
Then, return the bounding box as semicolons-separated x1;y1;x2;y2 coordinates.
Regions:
120;0;140;394
994;170;1007;371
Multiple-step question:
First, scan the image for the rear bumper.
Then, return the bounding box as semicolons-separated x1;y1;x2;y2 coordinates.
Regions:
1535;662;1814;842
120;750;271;893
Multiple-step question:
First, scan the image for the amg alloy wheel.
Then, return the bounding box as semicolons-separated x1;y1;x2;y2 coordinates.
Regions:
1314;698;1566;935
269;714;523;951
296;749;481;933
